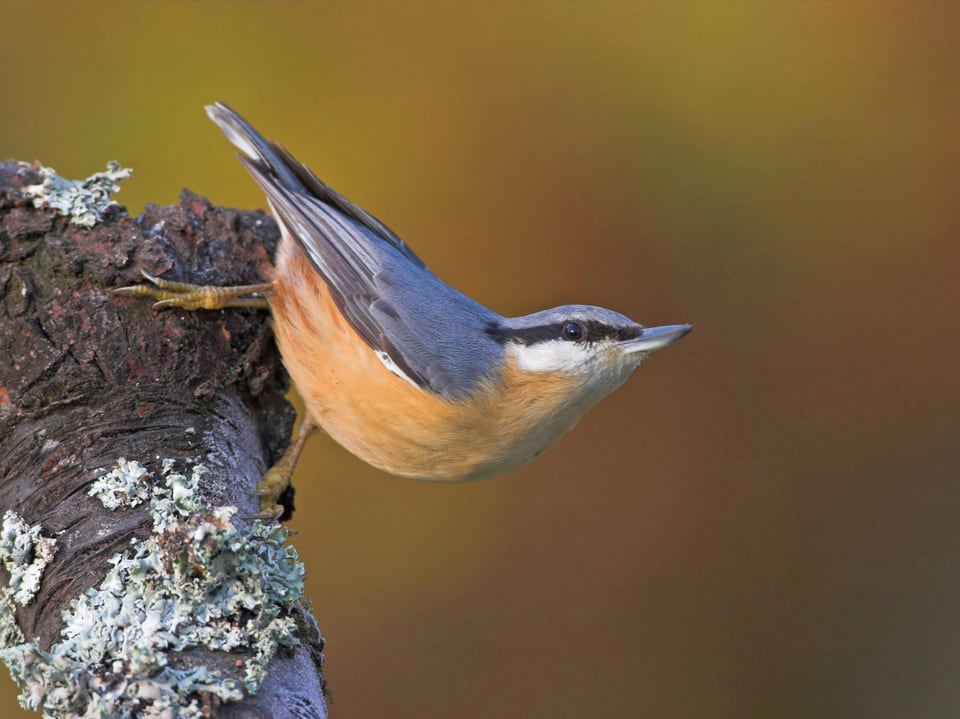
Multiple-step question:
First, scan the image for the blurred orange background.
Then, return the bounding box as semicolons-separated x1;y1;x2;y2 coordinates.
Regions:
3;3;960;718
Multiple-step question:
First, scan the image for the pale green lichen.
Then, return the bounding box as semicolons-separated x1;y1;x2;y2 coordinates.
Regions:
0;511;58;607
88;457;152;509
22;160;132;227
0;459;306;719
0;590;25;651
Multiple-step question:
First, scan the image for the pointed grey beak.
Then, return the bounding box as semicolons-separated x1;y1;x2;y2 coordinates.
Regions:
620;324;693;354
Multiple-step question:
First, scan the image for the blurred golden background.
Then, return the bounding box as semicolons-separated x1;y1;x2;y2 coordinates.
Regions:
3;3;959;717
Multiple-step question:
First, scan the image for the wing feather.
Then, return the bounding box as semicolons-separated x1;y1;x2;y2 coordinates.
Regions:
207;102;502;399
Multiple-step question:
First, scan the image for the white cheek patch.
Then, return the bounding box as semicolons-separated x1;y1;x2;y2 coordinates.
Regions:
508;341;594;373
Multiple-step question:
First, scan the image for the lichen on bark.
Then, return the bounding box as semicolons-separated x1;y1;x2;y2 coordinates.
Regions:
0;162;326;719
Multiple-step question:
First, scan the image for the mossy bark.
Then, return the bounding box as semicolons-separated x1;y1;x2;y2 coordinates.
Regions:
0;163;326;718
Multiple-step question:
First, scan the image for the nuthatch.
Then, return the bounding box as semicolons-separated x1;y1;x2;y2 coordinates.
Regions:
118;103;692;519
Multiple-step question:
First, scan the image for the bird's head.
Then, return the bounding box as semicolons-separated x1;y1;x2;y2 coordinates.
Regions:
489;306;692;406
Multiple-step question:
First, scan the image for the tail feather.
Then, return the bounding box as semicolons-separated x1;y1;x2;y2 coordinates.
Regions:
205;101;425;268
205;102;304;193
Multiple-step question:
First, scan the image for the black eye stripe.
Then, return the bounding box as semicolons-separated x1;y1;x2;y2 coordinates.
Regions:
577;320;641;343
487;321;641;346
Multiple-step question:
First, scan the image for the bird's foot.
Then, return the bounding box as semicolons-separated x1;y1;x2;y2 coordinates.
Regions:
255;420;317;522
256;463;293;522
113;270;272;311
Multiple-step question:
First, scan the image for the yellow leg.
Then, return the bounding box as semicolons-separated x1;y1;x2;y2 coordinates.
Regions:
113;270;272;311
258;418;318;520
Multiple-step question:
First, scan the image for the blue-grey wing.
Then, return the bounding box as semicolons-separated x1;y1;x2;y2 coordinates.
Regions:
207;103;502;399
260;169;502;398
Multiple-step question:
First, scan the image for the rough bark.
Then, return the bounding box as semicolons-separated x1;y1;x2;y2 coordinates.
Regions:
0;162;327;718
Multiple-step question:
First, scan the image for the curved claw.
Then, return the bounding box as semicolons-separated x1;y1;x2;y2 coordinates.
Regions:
256;465;293;521
255;505;285;523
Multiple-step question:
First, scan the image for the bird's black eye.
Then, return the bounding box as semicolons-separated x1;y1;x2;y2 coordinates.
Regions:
561;321;585;342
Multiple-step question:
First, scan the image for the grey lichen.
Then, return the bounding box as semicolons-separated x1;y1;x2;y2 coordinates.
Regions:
22;160;132;227
0;459;306;719
88;457;152;509
0;512;58;712
0;511;58;607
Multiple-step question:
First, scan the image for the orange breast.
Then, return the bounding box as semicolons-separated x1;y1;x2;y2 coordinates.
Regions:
269;245;582;481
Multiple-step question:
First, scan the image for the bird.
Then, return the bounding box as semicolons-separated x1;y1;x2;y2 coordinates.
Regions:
117;103;692;519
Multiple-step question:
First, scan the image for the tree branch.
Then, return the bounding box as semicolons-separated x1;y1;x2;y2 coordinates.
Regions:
0;162;327;718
